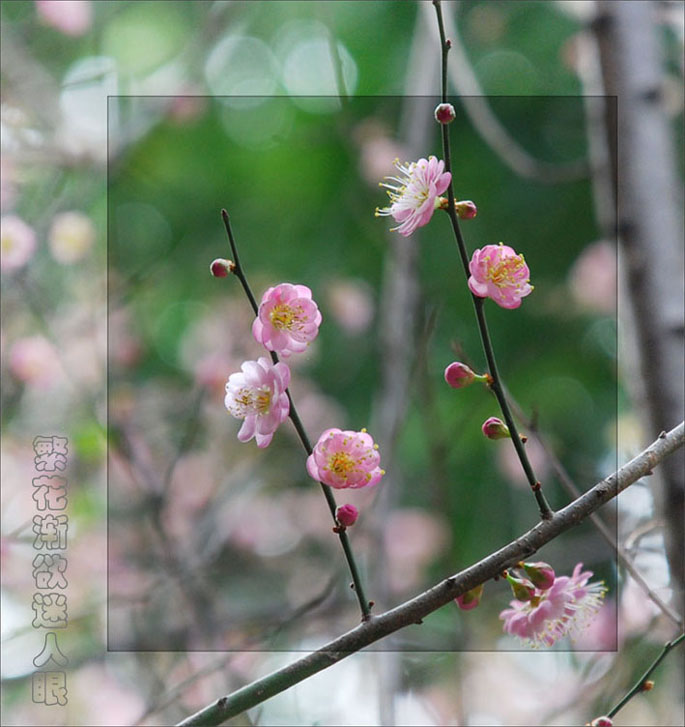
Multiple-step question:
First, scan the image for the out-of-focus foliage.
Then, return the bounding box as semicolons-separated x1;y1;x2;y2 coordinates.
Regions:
2;2;683;726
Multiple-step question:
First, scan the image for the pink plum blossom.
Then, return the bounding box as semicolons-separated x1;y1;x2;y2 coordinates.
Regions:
335;504;359;527
500;562;607;648
35;1;92;36
252;283;322;358
468;243;533;309
1;215;36;271
307;428;384;489
455;584;484;610
375;156;451;236
224;357;290;448
48;211;95;263
588;718;613;727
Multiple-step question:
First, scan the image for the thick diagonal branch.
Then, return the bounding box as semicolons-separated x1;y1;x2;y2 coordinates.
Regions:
178;422;684;726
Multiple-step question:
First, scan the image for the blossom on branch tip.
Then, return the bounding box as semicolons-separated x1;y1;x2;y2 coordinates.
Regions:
224;357;290;448
375;156;451;237
468;243;533;309
252;283;322;357
455;584;484;610
500;562;607;648
482;417;510;440
588;718;613;727
307;428;384;490
335;504;359;527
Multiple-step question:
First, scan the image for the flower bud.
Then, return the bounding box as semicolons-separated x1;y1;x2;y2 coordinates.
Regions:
335;504;359;528
641;680;654;692
434;102;456;124
455;584;484;610
522;561;556;590
444;362;475;388
482;417;510;440
588;718;613;727
455;200;477;220
210;258;235;277
505;572;535;602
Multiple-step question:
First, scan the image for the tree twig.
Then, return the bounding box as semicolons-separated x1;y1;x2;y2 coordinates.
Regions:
432;0;553;520
220;209;372;620
607;632;685;719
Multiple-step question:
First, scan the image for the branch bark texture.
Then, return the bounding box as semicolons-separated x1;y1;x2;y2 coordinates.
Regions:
178;422;684;726
594;0;685;611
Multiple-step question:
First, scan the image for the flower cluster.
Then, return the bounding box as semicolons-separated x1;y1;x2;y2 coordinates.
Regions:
375;156;451;237
221;278;384;490
500;562;607;647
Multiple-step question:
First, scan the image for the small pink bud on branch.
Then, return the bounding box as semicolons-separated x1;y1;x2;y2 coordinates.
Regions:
505;571;536;602
434;102;456;124
210;258;235;277
335;504;359;528
455;584;484;610
482;417;510;440
521;561;556;590
455;200;478;219
444;361;488;389
588;718;613;727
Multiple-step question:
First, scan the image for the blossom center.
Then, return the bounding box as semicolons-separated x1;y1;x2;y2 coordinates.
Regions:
486;254;527;288
328;451;355;476
254;387;272;414
269;303;303;331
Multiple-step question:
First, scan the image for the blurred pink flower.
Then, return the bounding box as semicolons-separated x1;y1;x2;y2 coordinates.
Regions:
468;243;533;309
252;283;322;357
500;562;607;647
306;428;384;489
48;211;95;263
224;357;290;448
9;336;60;388
35;1;92;36
497;435;549;488
384;508;450;592
326;278;374;335
1;215;36;271
1;158;16;211
375;156;451;237
568;240;617;314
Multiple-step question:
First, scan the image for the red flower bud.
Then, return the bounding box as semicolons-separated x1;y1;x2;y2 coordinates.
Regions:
434;102;456;124
455;200;477;219
335;504;359;527
482;417;510;440
455;584;484;610
210;258;234;277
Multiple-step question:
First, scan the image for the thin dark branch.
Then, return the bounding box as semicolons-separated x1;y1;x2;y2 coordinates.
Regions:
219;210;372;619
